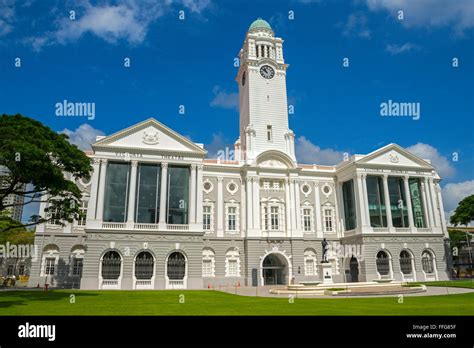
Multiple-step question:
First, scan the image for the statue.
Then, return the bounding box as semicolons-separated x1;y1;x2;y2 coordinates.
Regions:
321;238;329;263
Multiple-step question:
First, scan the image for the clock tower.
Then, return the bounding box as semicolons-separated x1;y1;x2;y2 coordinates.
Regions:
236;18;296;163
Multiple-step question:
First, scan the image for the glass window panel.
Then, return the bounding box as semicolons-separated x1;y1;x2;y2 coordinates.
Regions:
342;180;357;230
136;164;160;223
409;178;425;228
366;176;387;227
388;177;409;227
167;166;189;224
103;162;130;222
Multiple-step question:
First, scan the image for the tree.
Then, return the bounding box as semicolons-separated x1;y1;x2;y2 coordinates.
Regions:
0;114;92;232
450;195;474;227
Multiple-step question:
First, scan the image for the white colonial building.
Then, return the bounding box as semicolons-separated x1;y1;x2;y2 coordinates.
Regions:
29;18;451;290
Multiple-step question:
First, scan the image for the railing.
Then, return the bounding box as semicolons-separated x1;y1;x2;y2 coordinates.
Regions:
135;279;153;289
101;279;119;289
168;279;184;286
134;223;159;230
167;224;189;231
395;228;410;233
102;222;126;229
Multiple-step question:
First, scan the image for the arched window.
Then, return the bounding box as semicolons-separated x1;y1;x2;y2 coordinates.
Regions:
376;251;390;276
71;246;85;277
422;250;434;274
167;252;186;280
135;251;154;280
399;250;413;275
202;249;215;277
304;249;317;276
101;251;121;280
42;245;59;277
225;249;241;277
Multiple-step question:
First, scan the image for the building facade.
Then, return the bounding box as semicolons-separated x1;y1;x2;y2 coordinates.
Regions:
28;19;451;290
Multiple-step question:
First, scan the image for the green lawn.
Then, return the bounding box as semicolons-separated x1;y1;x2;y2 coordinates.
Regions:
414;280;474;289
0;290;473;316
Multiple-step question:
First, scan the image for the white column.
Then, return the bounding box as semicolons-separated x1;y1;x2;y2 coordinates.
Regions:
423;177;435;228
245;177;253;232
196;164;203;225
356;173;369;229
361;174;371;225
314;182;323;239
420;180;431;228
285;178;292;236
86;158;101;221
294;181;301;232
289;179;297;232
126;161;138;226
252;177;260;231
158;162;168;227
336;182;345;236
382;174;394;232
403;176;415;230
217;177;224;237
240;177;246;238
96;159;108;222
429;178;441;228
189;165;196;224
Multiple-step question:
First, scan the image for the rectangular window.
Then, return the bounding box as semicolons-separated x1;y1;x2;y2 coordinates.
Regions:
342;180;357;230
263;207;269;230
324;209;333;232
409;178;426;228
267;125;272;141
203;206;212;230
270;206;279;230
18;265;25;276
45;258;55;275
366;176;387;227
77;200;87;226
388;177;409;227
303;208;312;232
305;259;314;276
103;162;130;222
227;206;237;231
167;166;189;224
7;264;14;276
202;259;212;277
72;258;83;276
228;260;238;276
136;164;161;223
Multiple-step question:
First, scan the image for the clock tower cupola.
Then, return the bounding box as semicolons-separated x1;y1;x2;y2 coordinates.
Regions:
235;18;295;163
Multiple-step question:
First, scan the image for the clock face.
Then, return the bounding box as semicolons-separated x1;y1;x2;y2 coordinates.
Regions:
260;65;275;79
242;71;246;86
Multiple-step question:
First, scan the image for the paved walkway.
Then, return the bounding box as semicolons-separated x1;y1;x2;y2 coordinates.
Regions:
217;285;474;298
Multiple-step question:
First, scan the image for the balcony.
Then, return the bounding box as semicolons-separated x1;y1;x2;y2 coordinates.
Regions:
100;222;190;231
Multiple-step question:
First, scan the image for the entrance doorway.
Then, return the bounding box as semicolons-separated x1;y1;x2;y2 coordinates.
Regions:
349;256;359;283
262;253;287;285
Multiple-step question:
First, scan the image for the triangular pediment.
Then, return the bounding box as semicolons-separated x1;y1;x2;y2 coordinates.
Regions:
92;118;206;156
357;144;433;169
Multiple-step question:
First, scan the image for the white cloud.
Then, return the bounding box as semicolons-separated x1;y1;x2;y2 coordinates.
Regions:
23;0;212;50
442;180;474;225
0;0;15;37
366;0;474;35
340;12;371;39
385;42;419;55
295;136;345;165
61;123;105;150
406;143;455;178
204;132;233;159
209;86;239;110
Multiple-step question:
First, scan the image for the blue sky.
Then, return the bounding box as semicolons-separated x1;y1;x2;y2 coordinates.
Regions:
0;0;473;221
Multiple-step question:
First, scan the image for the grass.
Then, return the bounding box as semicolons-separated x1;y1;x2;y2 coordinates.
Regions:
0;290;472;316
411;280;474;289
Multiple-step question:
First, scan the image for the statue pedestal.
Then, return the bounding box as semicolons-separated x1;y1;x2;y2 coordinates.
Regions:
320;262;333;284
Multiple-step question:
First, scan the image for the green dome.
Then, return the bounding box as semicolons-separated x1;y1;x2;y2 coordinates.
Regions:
249;18;272;31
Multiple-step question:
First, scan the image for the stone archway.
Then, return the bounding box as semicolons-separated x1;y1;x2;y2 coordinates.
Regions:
261;253;289;285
